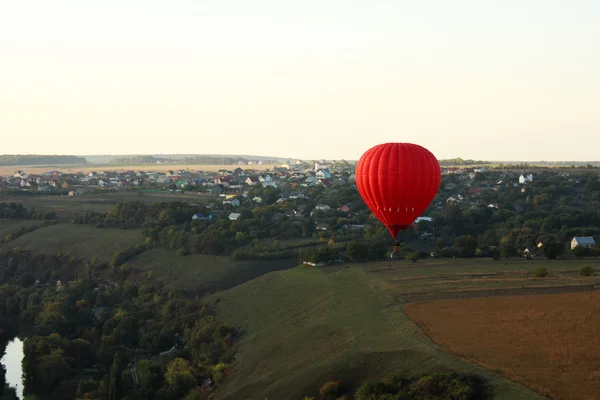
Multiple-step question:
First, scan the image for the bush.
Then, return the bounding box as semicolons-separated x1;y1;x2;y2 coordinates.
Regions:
535;267;549;278
319;380;344;396
406;251;420;263
580;265;594;276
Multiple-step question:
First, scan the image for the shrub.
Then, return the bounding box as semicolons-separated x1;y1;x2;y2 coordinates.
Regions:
535;267;549;278
319;380;344;396
580;265;594;276
406;251;420;263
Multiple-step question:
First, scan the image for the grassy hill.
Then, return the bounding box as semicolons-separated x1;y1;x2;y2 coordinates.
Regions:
0;219;42;238
127;249;299;294
0;223;142;262
210;265;545;400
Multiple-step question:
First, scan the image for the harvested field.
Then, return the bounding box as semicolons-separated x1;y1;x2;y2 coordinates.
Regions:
405;291;600;400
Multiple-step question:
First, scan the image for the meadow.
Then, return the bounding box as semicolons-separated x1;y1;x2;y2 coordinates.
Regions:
0;190;217;220
0;223;142;262
127;249;299;294
405;292;600;400
0;219;42;239
210;262;557;400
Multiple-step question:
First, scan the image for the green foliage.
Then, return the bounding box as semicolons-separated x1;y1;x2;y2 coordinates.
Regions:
355;372;489;400
535;267;549;278
579;265;594;276
406;251;420;263
2;249;236;400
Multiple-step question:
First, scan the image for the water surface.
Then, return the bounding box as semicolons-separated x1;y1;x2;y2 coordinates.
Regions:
1;338;23;400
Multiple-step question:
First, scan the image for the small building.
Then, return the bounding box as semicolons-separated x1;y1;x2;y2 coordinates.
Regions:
192;213;211;221
571;236;596;250
228;213;241;221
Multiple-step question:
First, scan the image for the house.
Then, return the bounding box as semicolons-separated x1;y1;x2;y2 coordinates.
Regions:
228;213;241;221
415;216;433;223
571;236;596;250
61;181;70;189
316;169;332;179
259;174;273;182
192;213;212;221
245;177;259;186
262;180;277;188
314;204;331;211
316;222;330;231
519;174;534;184
223;198;240;207
337;204;351;213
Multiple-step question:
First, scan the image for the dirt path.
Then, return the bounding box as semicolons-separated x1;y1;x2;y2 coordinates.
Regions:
401;283;599;303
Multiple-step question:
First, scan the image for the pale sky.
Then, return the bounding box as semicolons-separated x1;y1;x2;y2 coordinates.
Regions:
1;1;599;161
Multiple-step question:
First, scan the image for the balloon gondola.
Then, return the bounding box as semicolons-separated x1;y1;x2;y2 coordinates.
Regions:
355;142;441;257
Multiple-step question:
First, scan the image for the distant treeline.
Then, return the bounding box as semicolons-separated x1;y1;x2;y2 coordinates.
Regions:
108;155;275;165
0;155;87;166
438;158;490;166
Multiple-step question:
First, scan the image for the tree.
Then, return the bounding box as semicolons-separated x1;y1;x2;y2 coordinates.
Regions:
346;241;370;262
541;237;562;260
108;352;121;400
165;358;196;395
500;243;518;258
455;235;478;258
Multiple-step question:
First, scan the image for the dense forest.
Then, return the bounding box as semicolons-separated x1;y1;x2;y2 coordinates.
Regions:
0;155;87;166
0;250;235;400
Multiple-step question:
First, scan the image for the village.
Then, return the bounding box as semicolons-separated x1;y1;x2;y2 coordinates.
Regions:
2;160;597;258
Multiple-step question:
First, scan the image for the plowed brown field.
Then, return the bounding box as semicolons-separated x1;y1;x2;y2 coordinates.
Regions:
405;292;600;400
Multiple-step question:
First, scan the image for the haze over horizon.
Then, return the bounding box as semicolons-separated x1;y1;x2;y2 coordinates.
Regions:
1;1;599;161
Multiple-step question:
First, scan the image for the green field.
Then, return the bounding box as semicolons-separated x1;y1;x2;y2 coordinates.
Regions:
0;219;42;238
127;249;299;294
0;223;142;262
1;191;217;220
211;262;554;400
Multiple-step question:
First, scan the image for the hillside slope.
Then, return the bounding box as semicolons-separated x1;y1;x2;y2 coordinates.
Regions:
211;266;545;400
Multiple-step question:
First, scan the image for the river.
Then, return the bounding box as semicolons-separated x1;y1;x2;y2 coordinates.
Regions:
1;337;24;400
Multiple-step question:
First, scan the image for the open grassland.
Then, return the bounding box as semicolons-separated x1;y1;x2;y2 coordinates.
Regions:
1;191;217;220
0;163;278;176
211;266;544;400
0;223;142;262
405;292;600;400
127;249;299;294
0;219;42;238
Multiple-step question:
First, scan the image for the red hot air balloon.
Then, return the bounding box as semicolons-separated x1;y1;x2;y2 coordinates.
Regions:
355;142;441;253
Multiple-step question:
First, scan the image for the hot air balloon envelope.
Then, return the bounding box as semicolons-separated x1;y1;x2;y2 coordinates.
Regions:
355;142;441;239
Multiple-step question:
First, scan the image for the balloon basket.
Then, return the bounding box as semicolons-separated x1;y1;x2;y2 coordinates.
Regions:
390;241;401;259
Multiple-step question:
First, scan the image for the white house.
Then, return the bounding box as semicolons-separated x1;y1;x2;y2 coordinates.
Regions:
228;213;241;221
314;204;331;211
571;236;596;250
519;174;534;184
